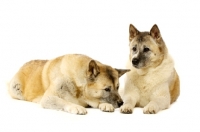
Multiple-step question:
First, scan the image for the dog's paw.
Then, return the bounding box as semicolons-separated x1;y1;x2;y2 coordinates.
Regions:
143;102;159;114
120;104;133;114
64;104;87;115
99;103;114;112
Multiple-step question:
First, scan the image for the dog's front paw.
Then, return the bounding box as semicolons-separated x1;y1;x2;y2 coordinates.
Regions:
99;103;114;112
143;102;159;114
64;104;87;115
120;104;133;114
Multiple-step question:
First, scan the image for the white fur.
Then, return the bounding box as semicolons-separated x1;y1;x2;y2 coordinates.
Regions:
120;54;174;114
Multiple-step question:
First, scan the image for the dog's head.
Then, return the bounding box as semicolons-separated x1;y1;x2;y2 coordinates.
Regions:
85;60;130;108
129;24;167;69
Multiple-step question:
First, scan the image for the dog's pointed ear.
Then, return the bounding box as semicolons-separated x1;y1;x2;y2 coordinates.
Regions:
87;60;100;80
150;24;161;40
115;69;130;78
129;24;139;42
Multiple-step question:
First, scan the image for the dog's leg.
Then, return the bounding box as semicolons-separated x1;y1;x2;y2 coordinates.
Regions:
40;89;87;115
143;83;170;114
8;78;24;100
120;88;140;114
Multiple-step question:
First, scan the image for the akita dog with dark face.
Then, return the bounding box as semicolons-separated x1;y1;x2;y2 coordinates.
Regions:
8;54;129;114
120;24;180;114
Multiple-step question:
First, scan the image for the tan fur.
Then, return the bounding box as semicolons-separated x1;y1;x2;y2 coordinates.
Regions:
169;70;180;104
120;24;180;114
8;54;129;114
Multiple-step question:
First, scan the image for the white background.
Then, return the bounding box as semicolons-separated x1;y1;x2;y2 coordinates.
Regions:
0;0;200;132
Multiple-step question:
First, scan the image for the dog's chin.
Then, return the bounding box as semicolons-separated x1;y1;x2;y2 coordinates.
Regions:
132;64;141;69
133;65;139;69
132;64;147;69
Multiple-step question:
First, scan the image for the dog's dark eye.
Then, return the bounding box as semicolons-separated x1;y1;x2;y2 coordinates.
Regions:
143;47;150;52
132;47;137;52
104;87;111;92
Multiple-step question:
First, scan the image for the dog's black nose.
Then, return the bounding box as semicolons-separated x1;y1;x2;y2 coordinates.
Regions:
132;58;139;65
117;100;123;107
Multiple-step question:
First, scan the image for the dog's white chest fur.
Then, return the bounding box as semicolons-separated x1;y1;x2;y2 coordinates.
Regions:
124;55;174;107
127;70;155;107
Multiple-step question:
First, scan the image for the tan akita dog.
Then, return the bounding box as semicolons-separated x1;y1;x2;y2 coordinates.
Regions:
8;54;129;114
120;24;180;114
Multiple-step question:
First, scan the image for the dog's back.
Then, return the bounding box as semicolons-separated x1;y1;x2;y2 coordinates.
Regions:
8;54;91;102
